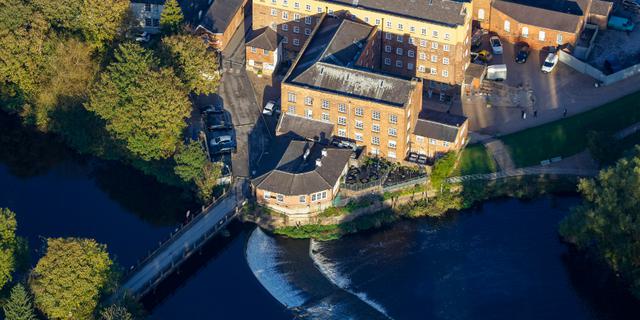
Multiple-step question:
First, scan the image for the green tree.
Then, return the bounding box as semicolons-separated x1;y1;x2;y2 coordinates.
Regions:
80;0;130;48
32;0;83;31
161;34;220;95
30;238;113;320
559;148;640;298
86;43;191;161
174;140;222;202
0;208;18;290
3;284;37;320
159;0;184;35
100;304;133;320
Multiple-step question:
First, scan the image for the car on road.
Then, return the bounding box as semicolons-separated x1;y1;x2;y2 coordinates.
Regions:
135;32;150;43
209;132;236;154
206;112;232;130
471;50;493;64
201;104;223;114
541;52;559;73
262;101;278;116
608;16;635;32
515;43;530;64
490;36;503;55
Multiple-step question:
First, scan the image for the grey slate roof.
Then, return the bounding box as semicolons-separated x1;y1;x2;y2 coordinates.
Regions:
285;15;417;107
493;0;587;32
196;0;246;34
327;0;468;27
276;113;335;143
253;141;352;195
413;110;467;142
246;27;279;51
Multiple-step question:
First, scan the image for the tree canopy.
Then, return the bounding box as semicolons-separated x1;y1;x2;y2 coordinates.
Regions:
3;284;37;320
100;304;134;320
161;34;220;95
159;0;184;35
0;208;18;290
86;43;191;161
559;148;640;298
174;140;223;201
30;238;113;320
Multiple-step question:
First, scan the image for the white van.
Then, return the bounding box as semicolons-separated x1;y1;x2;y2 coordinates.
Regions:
486;64;507;81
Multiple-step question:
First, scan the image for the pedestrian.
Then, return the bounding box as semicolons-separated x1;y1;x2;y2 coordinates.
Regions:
533;110;538;118
523;112;527;120
563;108;568;117
521;110;525;119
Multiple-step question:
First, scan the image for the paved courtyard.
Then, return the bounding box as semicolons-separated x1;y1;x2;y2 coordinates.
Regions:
461;34;640;139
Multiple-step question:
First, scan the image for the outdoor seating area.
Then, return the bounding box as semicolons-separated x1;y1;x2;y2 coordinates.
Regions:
344;158;390;186
384;166;427;187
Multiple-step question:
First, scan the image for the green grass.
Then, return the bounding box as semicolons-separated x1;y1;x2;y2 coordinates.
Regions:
452;144;497;176
500;91;640;167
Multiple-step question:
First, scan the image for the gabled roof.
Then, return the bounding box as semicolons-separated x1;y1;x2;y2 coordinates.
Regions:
196;0;246;34
492;0;587;33
276;113;334;143
328;0;468;27
284;15;418;108
253;141;352;195
413;110;467;142
590;0;613;16
246;27;280;51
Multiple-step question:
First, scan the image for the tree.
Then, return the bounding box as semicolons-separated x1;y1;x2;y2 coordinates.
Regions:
174;140;222;202
3;284;37;320
31;0;83;31
86;43;191;161
161;34;220;95
100;305;133;320
559;148;640;298
159;0;184;35
80;0;130;49
30;238;113;320
0;208;18;290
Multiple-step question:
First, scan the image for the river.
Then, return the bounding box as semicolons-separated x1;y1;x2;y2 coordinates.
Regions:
1;112;639;319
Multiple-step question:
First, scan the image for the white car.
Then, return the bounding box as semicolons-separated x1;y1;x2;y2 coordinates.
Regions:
541;53;559;73
263;101;277;115
490;36;503;55
135;32;150;43
210;135;232;146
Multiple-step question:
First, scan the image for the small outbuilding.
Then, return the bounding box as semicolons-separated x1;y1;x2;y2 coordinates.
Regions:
246;27;281;76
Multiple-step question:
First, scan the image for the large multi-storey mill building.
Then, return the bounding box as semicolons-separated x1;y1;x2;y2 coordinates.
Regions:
252;0;474;85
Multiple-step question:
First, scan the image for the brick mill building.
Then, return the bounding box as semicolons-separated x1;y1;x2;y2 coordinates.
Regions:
472;0;613;50
252;0;474;85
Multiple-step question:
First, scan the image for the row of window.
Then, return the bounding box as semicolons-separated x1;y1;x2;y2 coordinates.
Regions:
383;59;451;77
281;24;313;35
383;46;450;64
384;34;452;52
415;135;451;147
250;47;271;55
502;21;563;43
144;18;160;27
263;190;328;203
264;0;454;41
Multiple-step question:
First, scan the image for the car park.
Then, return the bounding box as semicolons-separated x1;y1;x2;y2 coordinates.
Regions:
541;53;559;73
515;43;530;64
135;32;150;43
490;36;503;55
262;101;278;116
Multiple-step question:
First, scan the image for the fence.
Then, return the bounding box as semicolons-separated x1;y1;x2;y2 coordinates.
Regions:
382;175;428;193
558;50;640;85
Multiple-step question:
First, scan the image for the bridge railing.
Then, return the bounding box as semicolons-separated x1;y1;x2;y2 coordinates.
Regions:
123;186;232;280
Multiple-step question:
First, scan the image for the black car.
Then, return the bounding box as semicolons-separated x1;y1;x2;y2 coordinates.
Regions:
515;43;530;64
205;112;232;131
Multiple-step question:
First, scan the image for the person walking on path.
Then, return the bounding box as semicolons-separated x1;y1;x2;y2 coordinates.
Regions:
563;108;568;117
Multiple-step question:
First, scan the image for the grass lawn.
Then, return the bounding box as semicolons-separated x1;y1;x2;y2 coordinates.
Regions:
500;91;640;167
452;144;498;176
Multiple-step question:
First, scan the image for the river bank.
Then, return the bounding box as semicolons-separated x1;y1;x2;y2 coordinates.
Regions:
259;174;581;241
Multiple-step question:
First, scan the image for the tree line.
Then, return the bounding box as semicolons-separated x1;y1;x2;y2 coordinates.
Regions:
0;0;222;203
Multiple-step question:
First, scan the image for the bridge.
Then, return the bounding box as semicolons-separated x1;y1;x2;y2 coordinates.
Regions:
114;179;246;299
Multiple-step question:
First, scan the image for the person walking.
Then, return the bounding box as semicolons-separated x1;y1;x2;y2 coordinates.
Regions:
563;108;568;117
533;109;538;118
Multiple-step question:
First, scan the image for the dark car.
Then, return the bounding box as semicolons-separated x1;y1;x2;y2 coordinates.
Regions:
515;43;530;64
205;112;232;131
200;104;223;114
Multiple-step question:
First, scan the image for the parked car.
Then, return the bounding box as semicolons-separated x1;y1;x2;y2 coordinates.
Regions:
206;112;232;130
471;29;488;51
490;36;503;55
515;43;530;64
135;32;150;43
262;101;278;115
200;104;223;114
209;133;236;154
541;53;559;73
486;64;507;81
622;0;640;11
608;16;635;32
471;50;493;64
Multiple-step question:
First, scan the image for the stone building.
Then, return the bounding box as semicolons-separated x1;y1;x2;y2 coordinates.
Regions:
246;27;282;76
252;0;474;85
472;0;613;50
252;140;352;215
